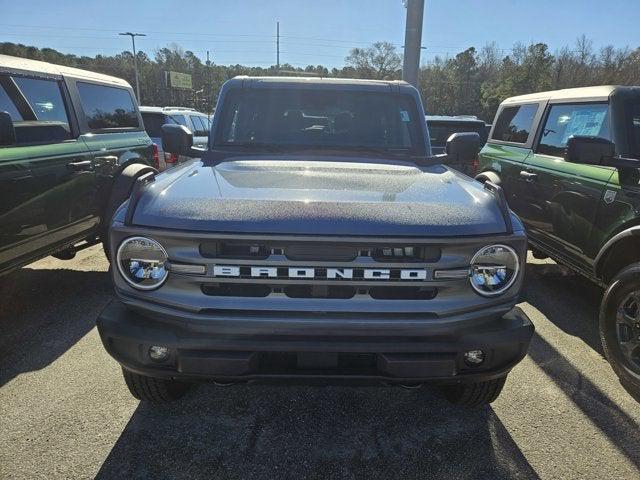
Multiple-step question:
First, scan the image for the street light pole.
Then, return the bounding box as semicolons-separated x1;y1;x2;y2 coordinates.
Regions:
402;0;425;87
119;32;146;102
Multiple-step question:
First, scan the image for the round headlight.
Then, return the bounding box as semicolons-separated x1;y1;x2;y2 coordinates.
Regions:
116;236;168;290
469;244;519;297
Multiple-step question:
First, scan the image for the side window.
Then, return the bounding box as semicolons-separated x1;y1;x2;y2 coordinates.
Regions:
491;104;538;144
169;114;189;128
538;103;610;157
0;81;23;121
189;115;208;136
13;77;71;123
0;74;72;145
77;82;139;130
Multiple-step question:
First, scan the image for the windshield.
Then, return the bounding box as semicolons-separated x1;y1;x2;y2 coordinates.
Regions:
215;89;425;154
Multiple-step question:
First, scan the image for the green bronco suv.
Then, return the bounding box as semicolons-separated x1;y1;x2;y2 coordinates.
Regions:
476;85;640;394
0;55;157;275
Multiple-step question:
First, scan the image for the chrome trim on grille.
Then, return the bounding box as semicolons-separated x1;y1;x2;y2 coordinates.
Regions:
434;269;470;279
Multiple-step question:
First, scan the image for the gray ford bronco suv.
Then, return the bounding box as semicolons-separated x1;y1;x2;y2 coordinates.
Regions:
97;77;534;406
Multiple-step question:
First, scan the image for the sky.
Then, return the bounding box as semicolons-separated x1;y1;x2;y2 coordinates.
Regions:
1;0;639;68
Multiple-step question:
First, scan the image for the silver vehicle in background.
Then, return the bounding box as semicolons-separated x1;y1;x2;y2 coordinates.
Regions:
140;106;211;170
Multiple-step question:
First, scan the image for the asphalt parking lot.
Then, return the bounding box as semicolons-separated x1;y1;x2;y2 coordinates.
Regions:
1;246;639;480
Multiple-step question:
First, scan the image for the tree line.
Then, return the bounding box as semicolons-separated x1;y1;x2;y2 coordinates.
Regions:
1;36;638;122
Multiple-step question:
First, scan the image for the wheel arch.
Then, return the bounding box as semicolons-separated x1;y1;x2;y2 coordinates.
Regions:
102;163;157;230
474;170;502;186
595;225;640;283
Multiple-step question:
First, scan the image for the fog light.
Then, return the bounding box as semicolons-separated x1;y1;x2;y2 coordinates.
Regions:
464;349;485;366
149;345;170;362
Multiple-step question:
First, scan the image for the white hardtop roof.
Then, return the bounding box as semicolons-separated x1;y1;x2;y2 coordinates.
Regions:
139;106;207;115
502;86;620;105
0;54;131;87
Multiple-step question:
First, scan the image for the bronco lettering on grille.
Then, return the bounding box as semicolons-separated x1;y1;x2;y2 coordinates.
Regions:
211;266;428;281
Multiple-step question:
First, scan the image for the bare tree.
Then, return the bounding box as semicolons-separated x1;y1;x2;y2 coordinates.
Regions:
345;41;402;79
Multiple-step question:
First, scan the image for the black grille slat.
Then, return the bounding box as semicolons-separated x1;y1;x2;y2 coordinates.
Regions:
202;284;271;297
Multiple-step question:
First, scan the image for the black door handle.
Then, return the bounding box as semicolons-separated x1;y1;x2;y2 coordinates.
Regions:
67;160;93;172
520;170;538;181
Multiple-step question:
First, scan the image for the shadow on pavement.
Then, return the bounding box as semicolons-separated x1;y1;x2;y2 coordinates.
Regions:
527;331;640;468
95;383;540;480
0;267;112;387
525;260;640;401
524;261;604;355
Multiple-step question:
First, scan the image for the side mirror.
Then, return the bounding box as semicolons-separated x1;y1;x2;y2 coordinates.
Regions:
445;132;481;162
161;124;194;155
565;136;615;165
0;111;16;147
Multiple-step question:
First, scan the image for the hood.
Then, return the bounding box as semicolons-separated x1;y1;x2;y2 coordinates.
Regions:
131;158;507;236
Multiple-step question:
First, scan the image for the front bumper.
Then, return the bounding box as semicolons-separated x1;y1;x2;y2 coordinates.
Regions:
96;301;533;384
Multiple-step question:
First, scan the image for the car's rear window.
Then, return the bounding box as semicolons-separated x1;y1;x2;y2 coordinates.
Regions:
141;112;170;137
491;104;538;144
216;89;425;153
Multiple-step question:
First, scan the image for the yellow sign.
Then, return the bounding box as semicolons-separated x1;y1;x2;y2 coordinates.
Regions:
166;71;192;90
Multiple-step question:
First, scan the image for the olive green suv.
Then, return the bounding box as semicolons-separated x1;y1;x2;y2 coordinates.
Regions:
0;54;157;275
476;85;640;395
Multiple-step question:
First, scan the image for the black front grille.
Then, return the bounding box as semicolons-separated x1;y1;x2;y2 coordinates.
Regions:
200;241;269;259
202;283;271;297
201;282;436;300
284;285;356;299
369;286;437;300
284;244;357;261
199;240;441;263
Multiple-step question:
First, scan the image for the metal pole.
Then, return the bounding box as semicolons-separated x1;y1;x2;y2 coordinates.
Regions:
131;36;141;102
402;0;425;87
119;32;146;102
276;22;280;73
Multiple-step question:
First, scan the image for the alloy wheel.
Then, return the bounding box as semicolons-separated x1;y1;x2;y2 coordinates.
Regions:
615;291;640;371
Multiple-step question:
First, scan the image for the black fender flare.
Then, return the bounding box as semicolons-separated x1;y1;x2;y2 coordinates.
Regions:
475;170;502;186
594;225;640;280
103;163;157;231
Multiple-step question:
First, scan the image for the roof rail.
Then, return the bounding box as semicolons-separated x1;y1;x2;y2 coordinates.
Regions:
163;106;196;111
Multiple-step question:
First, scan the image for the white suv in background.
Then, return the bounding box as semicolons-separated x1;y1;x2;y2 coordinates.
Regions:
139;106;211;170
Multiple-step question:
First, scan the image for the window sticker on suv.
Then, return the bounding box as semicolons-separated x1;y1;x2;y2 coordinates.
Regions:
538;103;610;157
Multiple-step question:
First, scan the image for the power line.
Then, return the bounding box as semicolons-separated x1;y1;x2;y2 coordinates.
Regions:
0;22;518;53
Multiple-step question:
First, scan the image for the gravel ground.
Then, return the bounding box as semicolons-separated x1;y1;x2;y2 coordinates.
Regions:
0;247;639;480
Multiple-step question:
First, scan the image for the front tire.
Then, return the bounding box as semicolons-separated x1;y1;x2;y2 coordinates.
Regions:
600;264;640;396
441;376;507;407
122;368;191;403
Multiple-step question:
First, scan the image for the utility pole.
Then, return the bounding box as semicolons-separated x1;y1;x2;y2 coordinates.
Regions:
402;0;424;87
276;22;280;73
119;32;146;102
206;50;213;119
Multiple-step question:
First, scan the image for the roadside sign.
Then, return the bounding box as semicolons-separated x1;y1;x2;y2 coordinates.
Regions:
165;71;192;90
